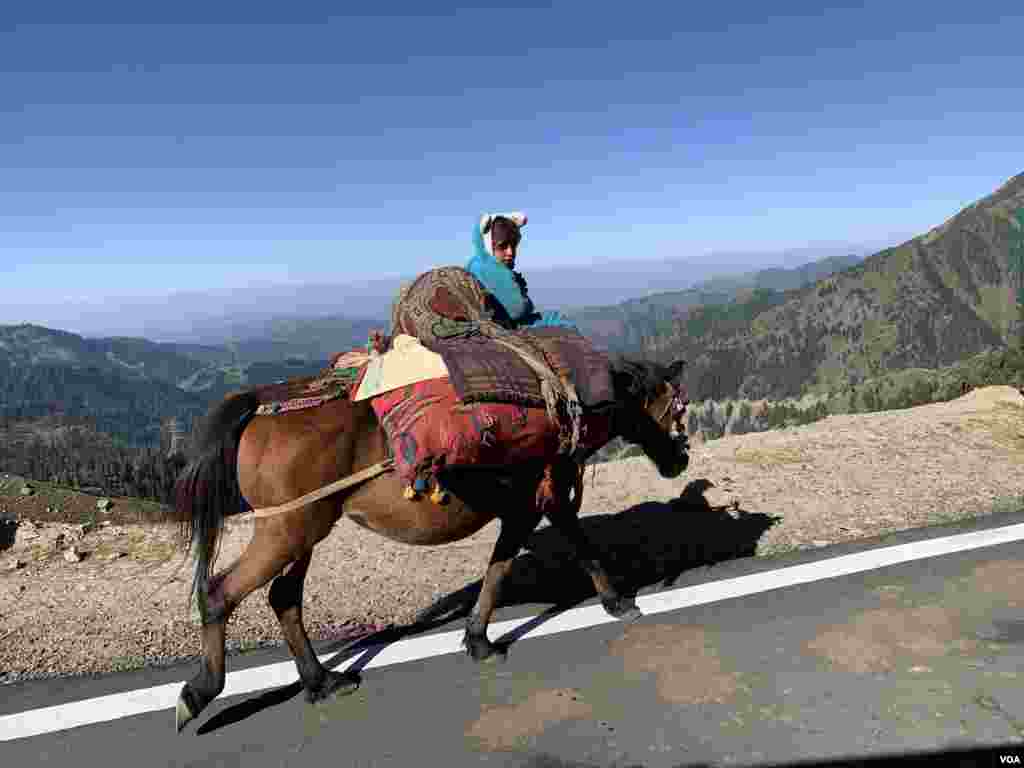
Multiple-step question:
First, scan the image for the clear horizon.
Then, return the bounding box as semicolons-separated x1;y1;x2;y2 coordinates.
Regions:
3;2;1023;330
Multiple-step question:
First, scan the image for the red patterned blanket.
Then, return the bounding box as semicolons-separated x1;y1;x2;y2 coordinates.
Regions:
370;377;613;492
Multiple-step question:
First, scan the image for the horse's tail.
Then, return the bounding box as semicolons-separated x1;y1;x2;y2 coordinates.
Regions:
174;389;261;609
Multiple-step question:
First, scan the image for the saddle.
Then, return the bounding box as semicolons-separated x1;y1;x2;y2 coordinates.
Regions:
251;264;617;504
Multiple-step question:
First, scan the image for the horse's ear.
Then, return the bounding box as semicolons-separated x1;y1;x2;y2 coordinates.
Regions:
666;359;686;381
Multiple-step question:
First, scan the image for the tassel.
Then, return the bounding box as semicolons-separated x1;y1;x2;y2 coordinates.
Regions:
535;464;557;514
540;378;562;427
430;485;450;505
403;485;419;500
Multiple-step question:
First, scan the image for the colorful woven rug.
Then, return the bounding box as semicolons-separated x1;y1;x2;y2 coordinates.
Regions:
431;327;615;410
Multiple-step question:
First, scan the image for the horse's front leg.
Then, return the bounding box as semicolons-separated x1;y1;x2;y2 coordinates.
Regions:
542;463;642;622
268;549;360;703
547;512;642;620
462;510;541;662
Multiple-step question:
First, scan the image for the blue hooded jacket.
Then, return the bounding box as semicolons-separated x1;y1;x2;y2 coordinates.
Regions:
465;219;577;331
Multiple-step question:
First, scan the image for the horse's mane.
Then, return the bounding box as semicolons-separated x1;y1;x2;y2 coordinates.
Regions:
608;356;672;402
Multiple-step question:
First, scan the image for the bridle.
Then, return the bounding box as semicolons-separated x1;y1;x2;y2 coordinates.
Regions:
650;382;689;439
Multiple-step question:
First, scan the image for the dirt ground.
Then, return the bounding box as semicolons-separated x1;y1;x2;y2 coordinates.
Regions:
1;385;1022;684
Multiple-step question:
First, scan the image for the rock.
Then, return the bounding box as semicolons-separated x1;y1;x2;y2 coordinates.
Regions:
14;520;39;545
4;558;24;571
63;546;82;563
60;524;88;543
96;499;111;512
19;486;33;496
101;551;125;561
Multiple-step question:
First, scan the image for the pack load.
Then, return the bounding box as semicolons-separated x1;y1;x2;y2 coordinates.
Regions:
369;375;613;501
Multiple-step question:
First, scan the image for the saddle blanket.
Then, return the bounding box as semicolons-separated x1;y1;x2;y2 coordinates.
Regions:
253;348;370;416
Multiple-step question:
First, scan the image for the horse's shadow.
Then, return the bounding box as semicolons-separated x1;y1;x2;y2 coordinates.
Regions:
417;477;779;625
197;478;779;734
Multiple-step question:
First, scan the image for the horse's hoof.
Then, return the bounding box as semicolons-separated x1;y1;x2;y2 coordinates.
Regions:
463;634;508;664
175;684;206;733
618;605;643;623
603;596;643;623
175;697;194;734
305;669;361;705
480;647;509;665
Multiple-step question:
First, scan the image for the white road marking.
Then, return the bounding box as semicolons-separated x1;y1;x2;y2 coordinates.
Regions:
3;521;1024;741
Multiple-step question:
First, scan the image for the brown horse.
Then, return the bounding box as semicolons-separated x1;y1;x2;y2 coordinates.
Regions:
171;357;689;733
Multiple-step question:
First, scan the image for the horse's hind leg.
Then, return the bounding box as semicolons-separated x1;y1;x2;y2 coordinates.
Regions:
463;509;542;662
177;530;295;732
175;565;230;732
268;550;360;703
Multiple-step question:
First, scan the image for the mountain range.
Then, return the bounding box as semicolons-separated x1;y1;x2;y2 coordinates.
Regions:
568;254;864;353
1;171;1021;446
0;252;867;445
19;241;894;346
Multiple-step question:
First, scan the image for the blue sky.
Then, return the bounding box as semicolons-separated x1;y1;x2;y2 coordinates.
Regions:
2;1;1023;325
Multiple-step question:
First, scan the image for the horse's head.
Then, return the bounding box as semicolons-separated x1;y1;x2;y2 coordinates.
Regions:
610;357;690;478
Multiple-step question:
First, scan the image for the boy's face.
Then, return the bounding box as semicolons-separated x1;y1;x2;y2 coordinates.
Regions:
490;218;521;269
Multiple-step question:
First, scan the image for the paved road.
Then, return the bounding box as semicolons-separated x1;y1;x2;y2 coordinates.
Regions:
5;510;1024;767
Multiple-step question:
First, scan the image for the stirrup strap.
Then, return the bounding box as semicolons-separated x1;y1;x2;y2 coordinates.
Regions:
238;459;394;520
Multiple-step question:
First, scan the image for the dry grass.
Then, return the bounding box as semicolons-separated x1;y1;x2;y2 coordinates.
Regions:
731;447;807;466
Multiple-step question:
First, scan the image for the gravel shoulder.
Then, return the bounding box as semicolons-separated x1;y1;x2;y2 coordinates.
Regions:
2;386;1022;684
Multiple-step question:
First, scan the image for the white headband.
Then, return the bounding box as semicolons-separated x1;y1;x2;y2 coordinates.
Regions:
479;211;527;256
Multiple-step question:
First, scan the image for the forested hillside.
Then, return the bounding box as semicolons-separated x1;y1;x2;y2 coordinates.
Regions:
646;172;1024;402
